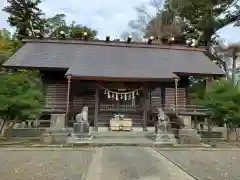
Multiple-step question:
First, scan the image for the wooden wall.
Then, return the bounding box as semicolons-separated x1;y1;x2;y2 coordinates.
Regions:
41;70;68;114
40;70;189;127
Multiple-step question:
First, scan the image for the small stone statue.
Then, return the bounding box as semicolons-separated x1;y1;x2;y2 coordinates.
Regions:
76;106;89;126
155;108;170;133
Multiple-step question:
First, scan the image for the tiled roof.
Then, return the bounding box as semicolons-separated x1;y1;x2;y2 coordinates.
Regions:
3;38;225;79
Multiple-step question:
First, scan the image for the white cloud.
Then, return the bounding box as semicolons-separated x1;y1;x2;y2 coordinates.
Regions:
1;0;239;40
0;0;150;39
216;22;240;45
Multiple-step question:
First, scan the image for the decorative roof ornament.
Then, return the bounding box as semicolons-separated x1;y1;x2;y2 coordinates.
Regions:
59;31;67;39
148;36;154;44
127;34;132;43
83;31;88;41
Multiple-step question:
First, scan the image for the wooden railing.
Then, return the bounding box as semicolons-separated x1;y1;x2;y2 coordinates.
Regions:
42;102;208;115
160;104;208;115
100;104;141;112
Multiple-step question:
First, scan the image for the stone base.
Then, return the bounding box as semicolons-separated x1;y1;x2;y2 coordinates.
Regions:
155;132;177;145
67;133;93;144
41;128;72;144
179;128;201;144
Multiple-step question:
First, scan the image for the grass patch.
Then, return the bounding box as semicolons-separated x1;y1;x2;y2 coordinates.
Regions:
203;140;240;148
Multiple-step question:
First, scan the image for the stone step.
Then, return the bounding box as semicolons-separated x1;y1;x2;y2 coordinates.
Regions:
4;128;46;138
92;131;155;138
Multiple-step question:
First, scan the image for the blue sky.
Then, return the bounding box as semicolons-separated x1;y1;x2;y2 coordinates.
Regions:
0;0;151;39
0;0;240;41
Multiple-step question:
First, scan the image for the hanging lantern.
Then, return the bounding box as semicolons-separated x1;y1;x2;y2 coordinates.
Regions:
116;94;119;100
104;90;107;94
107;91;111;99
112;93;115;99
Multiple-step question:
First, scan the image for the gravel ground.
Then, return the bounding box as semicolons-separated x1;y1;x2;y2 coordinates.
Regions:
158;150;240;180
0;149;94;180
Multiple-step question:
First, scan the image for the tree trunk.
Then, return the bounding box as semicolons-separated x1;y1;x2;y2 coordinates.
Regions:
207;118;212;133
234;126;240;141
5;122;16;140
0;119;6;134
226;123;231;142
232;48;237;86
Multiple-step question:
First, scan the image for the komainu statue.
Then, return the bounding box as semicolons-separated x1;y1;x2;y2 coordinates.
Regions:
76;106;89;126
155;108;171;133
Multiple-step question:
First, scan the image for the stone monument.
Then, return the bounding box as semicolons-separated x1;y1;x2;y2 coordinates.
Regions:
50;114;66;132
155;108;177;145
68;106;92;143
42;114;71;144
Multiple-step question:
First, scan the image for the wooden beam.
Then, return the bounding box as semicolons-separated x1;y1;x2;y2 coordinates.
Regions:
161;87;165;107
174;78;179;112
70;76;176;82
93;85;100;131
65;75;71;127
142;88;149;131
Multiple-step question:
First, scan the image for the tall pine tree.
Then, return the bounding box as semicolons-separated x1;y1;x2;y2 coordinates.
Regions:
3;0;46;38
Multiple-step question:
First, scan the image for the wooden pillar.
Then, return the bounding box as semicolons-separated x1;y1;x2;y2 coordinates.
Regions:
93;85;99;131
66;75;71;127
142;88;148;131
205;76;213;90
174;78;179;112
161;87;165;108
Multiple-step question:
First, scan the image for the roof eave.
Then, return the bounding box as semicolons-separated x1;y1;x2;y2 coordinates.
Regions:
174;72;225;77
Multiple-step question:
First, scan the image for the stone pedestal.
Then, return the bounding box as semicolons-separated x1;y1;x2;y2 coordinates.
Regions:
179;128;201;144
74;122;90;136
67;122;92;143
155;132;177;145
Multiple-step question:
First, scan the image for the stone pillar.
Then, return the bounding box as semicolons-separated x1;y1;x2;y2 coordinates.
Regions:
49;114;66;131
21;121;26;128
180;116;192;129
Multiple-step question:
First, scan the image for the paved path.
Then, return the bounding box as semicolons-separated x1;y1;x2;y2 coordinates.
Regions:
86;147;194;180
0;147;194;180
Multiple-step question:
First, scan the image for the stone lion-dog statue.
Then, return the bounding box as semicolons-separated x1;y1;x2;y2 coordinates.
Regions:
76;106;89;126
155;108;170;134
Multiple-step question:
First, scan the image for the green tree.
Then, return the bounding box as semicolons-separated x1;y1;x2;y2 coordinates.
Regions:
221;5;240;26
70;24;97;39
169;0;234;45
45;14;70;37
0;29;13;64
0;29;22;65
3;0;46;37
196;78;240;140
0;69;44;135
44;14;98;39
